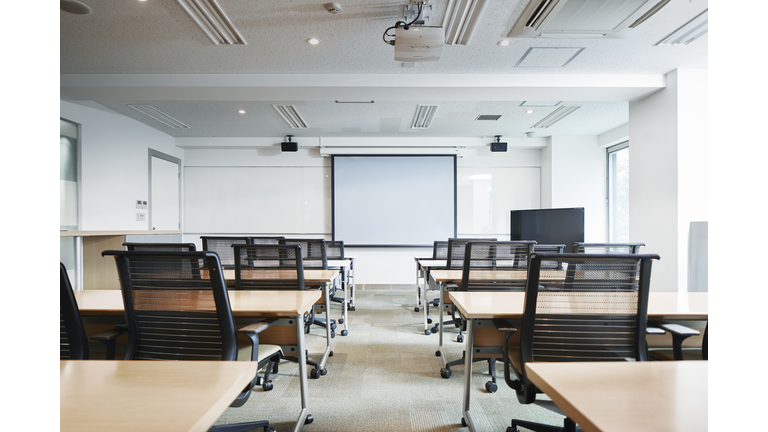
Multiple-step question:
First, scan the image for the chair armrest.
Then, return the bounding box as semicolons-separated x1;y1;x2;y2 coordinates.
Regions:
89;325;128;360
660;323;700;360
492;318;519;334
646;327;665;335
492;319;522;393
238;319;280;362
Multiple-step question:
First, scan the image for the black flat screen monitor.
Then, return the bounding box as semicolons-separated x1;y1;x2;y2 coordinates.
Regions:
510;208;584;248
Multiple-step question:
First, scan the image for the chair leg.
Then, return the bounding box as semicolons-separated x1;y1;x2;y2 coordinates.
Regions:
508;416;577;432
485;358;498;392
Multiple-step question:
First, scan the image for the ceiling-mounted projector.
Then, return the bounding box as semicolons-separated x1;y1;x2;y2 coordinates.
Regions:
394;26;444;62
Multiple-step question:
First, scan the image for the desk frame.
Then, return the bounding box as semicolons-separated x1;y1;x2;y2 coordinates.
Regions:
449;291;708;432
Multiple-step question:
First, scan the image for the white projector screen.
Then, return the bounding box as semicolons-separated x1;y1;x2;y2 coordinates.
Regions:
332;155;457;246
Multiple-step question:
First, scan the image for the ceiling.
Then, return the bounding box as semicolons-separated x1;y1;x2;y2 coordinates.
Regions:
60;0;708;140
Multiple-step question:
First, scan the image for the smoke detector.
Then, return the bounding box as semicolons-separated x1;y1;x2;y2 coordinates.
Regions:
325;3;342;14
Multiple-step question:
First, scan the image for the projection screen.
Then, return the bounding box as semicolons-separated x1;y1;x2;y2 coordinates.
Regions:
332;155;457;246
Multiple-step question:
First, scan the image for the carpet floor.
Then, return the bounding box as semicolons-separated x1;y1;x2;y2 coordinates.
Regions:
214;288;565;432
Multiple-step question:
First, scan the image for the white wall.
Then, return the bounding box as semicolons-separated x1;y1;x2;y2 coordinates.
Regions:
544;136;607;243
180;137;603;284
60;101;182;230
629;69;708;292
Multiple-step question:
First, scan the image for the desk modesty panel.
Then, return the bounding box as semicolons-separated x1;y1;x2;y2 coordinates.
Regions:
61;360;259;432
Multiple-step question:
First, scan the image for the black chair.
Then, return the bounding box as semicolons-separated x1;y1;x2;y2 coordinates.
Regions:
571;242;645;253
248;236;285;245
233;244;327;379
325;240;349;308
415;240;448;313
440;241;535;392
201;236;251;269
101;250;279;432
427;238;496;334
123;242;197;251
60;263;125;360
497;252;659;432
279;238;336;336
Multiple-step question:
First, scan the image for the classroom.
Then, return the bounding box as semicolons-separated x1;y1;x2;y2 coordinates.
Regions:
51;1;744;431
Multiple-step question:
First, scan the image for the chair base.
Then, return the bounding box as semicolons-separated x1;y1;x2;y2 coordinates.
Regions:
509;416;578;432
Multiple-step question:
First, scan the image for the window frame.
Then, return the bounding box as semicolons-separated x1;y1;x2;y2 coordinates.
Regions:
606;141;629;242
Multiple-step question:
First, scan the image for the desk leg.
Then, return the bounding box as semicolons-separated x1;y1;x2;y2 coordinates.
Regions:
438;282;447;366
318;282;333;371
341;268;349;335
349;258;356;310
423;271;431;334
462;318;477;432
415;262;421;311
293;315;312;432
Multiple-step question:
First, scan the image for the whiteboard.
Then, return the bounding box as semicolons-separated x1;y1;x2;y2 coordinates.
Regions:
457;167;541;236
333;156;456;246
184;166;331;234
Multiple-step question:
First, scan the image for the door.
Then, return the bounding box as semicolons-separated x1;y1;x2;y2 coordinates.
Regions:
149;150;181;231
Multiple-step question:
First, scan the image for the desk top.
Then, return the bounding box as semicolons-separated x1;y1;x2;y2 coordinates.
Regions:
525;361;708;432
61;360;259;432
75;289;321;317
449;291;708;320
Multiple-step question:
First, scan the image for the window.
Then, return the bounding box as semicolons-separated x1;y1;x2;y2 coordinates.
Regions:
607;142;629;242
61;118;80;281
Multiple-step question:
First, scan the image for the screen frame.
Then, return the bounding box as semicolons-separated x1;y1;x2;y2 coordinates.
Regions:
331;154;458;247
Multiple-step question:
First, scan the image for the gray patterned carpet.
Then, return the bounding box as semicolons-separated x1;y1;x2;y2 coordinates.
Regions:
215;287;565;432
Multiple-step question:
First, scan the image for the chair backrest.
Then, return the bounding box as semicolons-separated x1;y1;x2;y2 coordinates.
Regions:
102;250;238;361
446;238;497;269
571;242;645;254
518;252;658;393
60;263;88;360
279;238;327;269
460;241;536;291
433;241;449;259
532;244;565;253
123;242;197;252
232;244;306;291
248;236;285;245
326;240;345;260
200;236;250;269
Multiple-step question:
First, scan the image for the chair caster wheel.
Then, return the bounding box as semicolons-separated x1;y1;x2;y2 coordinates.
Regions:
431;327;438;334
331;322;337;330
320;368;327;376
305;415;314;425
435;350;440;356
457;335;464;343
427;318;432;324
350;306;356;311
255;376;264;386
461;417;467;427
311;369;321;379
485;381;497;393
329;351;334;357
338;318;344;324
440;368;451;379
425;329;431;335
341;330;348;336
262;381;274;391
415;307;420;312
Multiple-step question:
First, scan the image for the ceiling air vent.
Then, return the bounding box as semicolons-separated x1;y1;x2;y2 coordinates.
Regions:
177;0;246;45
531;105;581;128
128;105;190;129
508;0;670;39
475;115;502;121
412;105;439;129
273;105;308;129
655;9;708;46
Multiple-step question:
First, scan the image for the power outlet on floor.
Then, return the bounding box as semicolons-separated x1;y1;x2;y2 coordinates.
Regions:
136;213;145;222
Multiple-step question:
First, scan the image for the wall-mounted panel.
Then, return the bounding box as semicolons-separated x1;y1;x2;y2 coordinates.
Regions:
184;166;330;234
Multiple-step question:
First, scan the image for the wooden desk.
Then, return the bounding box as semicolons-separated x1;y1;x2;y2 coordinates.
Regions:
525;361;708;432
75;290;322;432
448;291;708;432
61;360;259;432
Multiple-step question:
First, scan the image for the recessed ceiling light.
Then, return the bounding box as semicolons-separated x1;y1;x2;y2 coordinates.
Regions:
61;0;92;15
526;110;534;114
497;40;511;47
307;38;320;45
238;109;246;114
